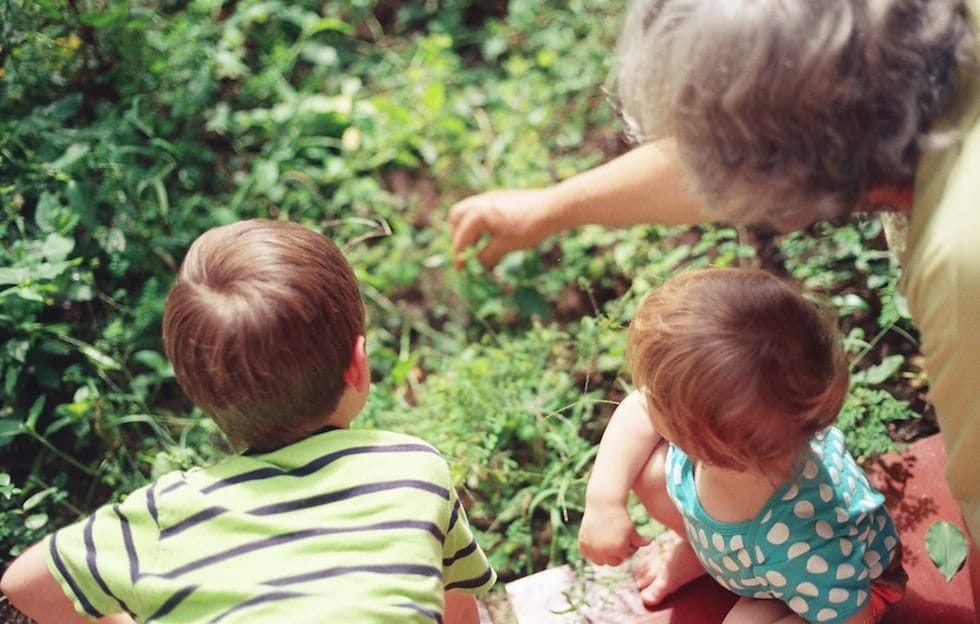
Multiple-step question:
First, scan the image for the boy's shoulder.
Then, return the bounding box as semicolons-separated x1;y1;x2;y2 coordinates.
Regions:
344;427;441;450
109;428;454;527
214;427;449;480
304;427;446;462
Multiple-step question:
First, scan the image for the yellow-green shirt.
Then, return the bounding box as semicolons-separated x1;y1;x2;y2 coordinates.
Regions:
45;428;496;622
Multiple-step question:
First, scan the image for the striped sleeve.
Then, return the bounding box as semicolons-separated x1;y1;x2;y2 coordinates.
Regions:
441;483;496;594
45;482;159;618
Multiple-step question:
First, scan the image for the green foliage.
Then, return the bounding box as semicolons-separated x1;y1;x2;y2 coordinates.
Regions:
1;0;926;584
837;387;910;460
0;472;69;559
838;325;919;460
779;218;912;329
361;317;622;579
779;219;920;459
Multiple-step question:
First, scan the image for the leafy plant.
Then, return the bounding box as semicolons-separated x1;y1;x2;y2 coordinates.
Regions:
361;317;620;579
0;0;935;592
0;472;71;559
837;325;919;460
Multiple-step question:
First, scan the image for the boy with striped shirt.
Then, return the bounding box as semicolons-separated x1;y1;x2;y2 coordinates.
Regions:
1;219;496;623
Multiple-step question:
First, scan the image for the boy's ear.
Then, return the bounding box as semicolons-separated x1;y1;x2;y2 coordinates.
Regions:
342;335;370;394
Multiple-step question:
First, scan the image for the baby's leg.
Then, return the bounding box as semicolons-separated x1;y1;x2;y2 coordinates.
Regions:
630;441;708;606
722;596;802;624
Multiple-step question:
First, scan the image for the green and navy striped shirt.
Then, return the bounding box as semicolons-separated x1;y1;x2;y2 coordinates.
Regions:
45;428;496;622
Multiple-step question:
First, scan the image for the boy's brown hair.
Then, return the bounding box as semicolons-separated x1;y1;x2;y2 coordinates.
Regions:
627;268;848;473
162;219;365;449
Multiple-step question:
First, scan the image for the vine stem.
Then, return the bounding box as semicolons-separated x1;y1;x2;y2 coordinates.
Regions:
24;426;100;478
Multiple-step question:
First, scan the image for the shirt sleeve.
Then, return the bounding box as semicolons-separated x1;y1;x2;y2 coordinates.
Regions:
441;483;496;594
45;482;159;619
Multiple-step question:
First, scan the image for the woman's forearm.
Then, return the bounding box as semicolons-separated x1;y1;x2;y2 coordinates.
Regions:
542;139;709;234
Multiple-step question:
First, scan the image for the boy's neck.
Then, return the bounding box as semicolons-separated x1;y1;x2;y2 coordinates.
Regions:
248;387;367;454
244;424;341;455
325;384;369;429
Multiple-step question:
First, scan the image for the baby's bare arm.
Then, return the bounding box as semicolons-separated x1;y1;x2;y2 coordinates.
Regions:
579;391;663;564
586;391;662;509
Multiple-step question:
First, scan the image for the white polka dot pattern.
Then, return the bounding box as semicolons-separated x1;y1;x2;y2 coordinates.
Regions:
767;523;790;545
789;596;809;614
794;500;815;519
664;427;900;624
807;555;829;574
787;542;810;559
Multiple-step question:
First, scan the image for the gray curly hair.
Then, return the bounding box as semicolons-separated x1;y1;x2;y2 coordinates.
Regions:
617;0;976;229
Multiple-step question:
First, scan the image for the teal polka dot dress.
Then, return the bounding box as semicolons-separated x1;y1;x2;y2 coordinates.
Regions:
666;427;900;624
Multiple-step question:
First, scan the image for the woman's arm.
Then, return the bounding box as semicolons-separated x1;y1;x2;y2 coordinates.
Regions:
449;139;709;268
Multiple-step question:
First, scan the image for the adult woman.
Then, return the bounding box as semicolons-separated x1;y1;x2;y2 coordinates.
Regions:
450;0;980;616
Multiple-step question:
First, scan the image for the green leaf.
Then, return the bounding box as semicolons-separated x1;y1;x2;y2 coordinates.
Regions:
45;143;90;174
253;159;279;191
307;17;354;36
59;336;122;371
299;42;338;66
214;49;249;79
102;227;127;254
33;260;73;280
513;286;550;320
0;420;24;448
23;487;58;512
851;354;904;386
78;343;122;371
3;286;45;303
34;192;62;232
482;35;509;62
133;350;173;375
78;5;127;27
0;267;30;286
25;395;46;431
42;232;75;262
420;82;446;112
926;520;968;582
23;513;49;531
42;94;84;123
0;472;16;499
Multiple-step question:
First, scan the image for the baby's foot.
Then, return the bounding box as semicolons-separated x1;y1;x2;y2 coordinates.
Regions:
630;530;707;607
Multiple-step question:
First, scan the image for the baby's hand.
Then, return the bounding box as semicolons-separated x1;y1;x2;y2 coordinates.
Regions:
578;503;651;566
